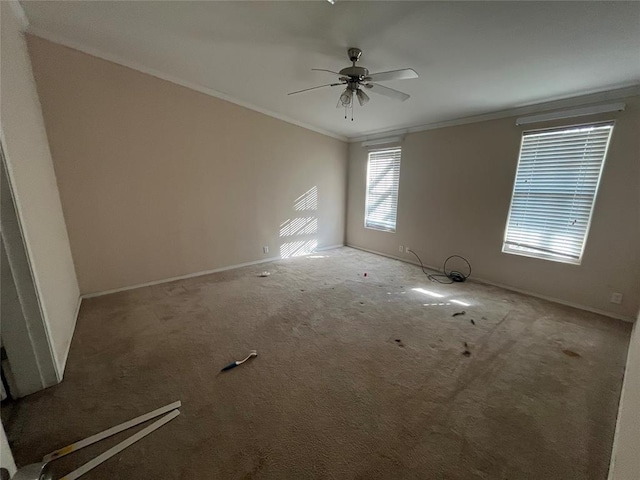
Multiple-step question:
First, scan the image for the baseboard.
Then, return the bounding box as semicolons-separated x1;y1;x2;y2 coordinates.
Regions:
346;244;635;323
82;245;345;299
347;244;441;271
316;243;345;252
82;255;282;299
471;275;634;323
78;243;344;298
56;295;82;381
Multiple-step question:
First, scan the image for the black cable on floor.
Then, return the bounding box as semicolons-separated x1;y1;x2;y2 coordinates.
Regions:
407;249;471;284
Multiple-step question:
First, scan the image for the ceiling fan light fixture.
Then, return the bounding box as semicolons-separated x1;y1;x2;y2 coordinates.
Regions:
356;89;370;106
339;89;352;107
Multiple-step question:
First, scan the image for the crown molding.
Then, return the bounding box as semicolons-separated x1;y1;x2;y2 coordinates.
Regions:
8;0;30;30
350;84;640;143
22;26;640;144
26;28;349;143
515;102;625;126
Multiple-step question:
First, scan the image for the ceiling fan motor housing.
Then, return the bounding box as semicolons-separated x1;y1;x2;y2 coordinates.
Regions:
339;66;370;81
347;47;362;63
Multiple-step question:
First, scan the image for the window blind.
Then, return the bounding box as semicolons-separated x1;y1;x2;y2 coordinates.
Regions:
503;122;613;264
365;148;401;232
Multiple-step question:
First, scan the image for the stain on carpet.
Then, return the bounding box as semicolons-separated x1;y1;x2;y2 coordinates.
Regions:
563;349;581;358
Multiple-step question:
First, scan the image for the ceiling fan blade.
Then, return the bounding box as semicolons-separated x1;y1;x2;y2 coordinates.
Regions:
288;83;343;96
312;68;342;76
367;68;418;83
366;83;410;102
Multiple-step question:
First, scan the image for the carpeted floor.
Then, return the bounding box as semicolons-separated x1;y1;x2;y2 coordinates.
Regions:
2;247;631;479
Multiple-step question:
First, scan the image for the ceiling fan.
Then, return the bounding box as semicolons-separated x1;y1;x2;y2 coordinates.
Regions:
288;48;418;119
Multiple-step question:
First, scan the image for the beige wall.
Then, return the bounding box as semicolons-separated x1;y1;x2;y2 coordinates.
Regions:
608;308;640;479
347;97;640;319
1;2;80;376
27;36;348;295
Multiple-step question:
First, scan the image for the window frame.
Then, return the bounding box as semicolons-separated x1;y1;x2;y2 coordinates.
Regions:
501;120;614;265
364;147;401;233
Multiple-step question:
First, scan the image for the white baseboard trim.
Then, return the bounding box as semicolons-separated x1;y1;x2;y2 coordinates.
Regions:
346;244;635;323
83;243;344;300
82;243;344;298
346;244;442;271
81;244;345;299
57;295;83;380
470;275;634;323
82;256;281;299
317;243;345;252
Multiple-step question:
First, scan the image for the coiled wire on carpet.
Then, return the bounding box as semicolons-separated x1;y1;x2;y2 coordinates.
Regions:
407;249;471;284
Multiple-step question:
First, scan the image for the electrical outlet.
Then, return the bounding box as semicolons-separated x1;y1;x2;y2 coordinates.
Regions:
405;246;411;253
399;245;404;253
610;293;623;304
263;246;269;254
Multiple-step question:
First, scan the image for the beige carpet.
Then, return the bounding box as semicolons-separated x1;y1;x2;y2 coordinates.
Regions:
2;247;631;479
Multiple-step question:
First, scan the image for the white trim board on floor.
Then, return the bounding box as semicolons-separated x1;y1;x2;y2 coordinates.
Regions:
346;244;635;323
81;244;345;299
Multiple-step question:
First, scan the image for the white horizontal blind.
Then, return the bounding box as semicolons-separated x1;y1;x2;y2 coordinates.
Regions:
503;122;613;264
365;148;401;232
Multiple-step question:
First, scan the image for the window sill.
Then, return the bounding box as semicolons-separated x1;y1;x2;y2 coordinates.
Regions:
502;246;581;265
365;225;396;233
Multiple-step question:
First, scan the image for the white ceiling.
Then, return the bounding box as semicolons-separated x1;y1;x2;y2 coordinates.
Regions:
21;1;640;140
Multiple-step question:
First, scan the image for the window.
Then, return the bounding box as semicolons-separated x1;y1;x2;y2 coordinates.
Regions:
503;121;613;264
365;148;401;232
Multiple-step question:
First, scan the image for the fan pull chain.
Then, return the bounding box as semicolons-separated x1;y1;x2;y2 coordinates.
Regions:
351;97;355;121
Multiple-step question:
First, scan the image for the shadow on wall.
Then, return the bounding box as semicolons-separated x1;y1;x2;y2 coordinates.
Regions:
280;186;318;258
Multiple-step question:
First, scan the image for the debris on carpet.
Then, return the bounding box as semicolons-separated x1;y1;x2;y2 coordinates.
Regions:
470;319;476;325
452;311;466;317
25;402;182;480
562;349;581;358
462;342;471;357
221;350;258;372
258;271;270;277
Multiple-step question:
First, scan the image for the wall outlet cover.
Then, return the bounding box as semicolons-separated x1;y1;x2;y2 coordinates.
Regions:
263;246;269;254
399;245;404;252
610;293;623;304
